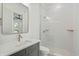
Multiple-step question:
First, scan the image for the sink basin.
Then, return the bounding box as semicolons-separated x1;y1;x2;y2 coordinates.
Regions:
15;40;32;47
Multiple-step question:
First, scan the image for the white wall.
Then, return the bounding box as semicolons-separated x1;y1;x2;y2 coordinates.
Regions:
73;4;79;55
0;3;40;45
50;4;74;55
40;3;74;55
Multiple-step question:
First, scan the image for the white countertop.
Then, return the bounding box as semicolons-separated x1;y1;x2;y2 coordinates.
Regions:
0;39;40;56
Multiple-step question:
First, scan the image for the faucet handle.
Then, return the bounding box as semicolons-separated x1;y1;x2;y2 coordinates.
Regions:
18;34;22;38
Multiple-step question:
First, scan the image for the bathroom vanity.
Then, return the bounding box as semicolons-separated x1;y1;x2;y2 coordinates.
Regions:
0;39;40;56
10;43;39;56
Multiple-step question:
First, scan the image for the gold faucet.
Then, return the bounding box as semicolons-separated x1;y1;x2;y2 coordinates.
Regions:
17;34;22;42
16;30;23;42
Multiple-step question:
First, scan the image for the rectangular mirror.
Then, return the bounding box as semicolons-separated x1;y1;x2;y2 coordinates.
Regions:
2;3;29;34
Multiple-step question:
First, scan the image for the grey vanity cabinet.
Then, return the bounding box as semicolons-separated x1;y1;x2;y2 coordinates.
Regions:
10;49;26;56
10;43;39;56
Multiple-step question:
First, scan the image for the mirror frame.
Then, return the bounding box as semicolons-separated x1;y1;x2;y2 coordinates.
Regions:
1;3;29;34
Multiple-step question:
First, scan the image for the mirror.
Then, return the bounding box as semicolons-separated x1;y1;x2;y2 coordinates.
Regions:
2;3;29;34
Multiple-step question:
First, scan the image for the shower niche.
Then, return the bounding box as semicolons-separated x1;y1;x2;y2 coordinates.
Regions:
2;3;29;34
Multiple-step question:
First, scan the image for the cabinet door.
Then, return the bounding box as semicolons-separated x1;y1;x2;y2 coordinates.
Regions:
10;49;26;56
25;43;39;56
30;43;39;56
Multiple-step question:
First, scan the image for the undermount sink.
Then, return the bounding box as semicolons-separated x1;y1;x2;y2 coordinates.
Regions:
5;39;32;48
15;40;32;46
